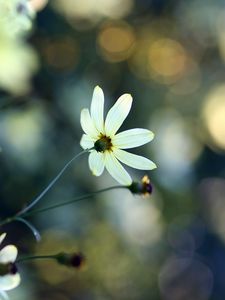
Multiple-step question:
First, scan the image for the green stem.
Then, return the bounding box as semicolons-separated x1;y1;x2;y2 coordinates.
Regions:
0;185;127;226
17;149;89;216
22;185;126;218
0;217;14;227
16;254;57;264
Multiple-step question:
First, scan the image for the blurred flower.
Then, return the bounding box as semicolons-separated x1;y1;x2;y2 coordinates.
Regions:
0;0;35;37
56;252;86;270
52;0;133;29
29;0;48;12
80;86;156;185
128;175;153;196
0;24;38;95
0;103;50;169
0;233;21;300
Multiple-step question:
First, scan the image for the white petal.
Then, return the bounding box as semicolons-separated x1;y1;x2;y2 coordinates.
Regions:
105;94;132;136
80;109;99;138
80;134;95;150
91;86;105;133
0;246;18;264
0;291;9;300
112;128;154;149
88;151;105;176
0;234;6;245
0;274;21;291
104;152;132;185
113;149;157;170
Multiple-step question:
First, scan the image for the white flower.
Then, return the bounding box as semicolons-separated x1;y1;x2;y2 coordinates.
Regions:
0;233;20;300
0;24;38;95
0;0;35;37
80;86;157;185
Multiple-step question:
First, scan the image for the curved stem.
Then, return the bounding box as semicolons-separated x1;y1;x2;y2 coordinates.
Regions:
0;185;128;226
14;217;41;241
17;149;89;216
22;185;126;218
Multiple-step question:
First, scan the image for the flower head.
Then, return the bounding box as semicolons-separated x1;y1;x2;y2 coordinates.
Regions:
80;86;157;185
0;16;38;95
128;175;153;196
0;233;20;299
0;0;35;37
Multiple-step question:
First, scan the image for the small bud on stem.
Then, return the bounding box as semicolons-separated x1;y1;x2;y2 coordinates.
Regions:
56;252;86;269
128;175;153;196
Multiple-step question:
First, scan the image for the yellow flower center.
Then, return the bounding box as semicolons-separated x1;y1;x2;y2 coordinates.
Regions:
94;135;112;152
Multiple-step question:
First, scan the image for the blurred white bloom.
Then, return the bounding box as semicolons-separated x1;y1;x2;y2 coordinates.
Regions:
0;233;21;300
0;25;38;95
80;86;156;185
0;0;35;37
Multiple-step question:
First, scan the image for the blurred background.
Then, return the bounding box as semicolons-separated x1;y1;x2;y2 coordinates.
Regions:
0;0;225;299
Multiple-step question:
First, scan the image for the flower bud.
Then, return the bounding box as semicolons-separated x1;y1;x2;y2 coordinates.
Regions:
128;175;153;196
55;252;85;269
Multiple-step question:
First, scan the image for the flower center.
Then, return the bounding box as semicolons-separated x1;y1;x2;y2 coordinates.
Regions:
94;135;112;152
16;2;27;14
0;263;18;276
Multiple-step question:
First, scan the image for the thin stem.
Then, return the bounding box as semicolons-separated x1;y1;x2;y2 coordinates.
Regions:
16;254;57;264
0;217;14;227
22;185;126;218
14;217;41;241
0;185;128;226
17;149;89;216
0;217;41;240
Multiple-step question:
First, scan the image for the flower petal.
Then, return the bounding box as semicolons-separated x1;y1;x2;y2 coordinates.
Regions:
0;233;6;245
80;109;99;138
91;86;104;133
0;291;9;300
104;152;132;185
0;274;21;291
105;94;132;136
88;151;105;176
113;149;157;170
80;134;95;150
0;246;18;263
112;128;154;149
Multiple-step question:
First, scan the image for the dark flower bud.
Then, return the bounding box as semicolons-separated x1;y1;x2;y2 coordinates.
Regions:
128;175;153;196
55;252;85;269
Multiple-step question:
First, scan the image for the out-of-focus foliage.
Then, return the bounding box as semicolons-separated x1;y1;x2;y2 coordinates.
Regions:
0;0;225;299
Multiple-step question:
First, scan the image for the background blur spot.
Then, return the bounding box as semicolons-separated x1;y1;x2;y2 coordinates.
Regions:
199;177;225;244
159;257;213;300
0;103;51;169
30;0;48;12
148;38;187;84
42;37;79;73
202;85;225;151
97;22;135;63
150;109;203;189
52;0;133;29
